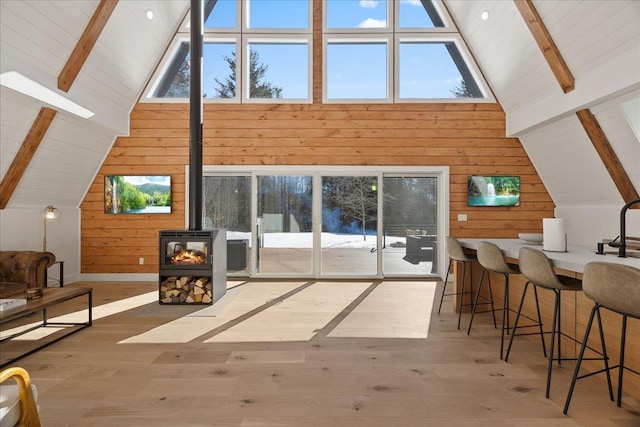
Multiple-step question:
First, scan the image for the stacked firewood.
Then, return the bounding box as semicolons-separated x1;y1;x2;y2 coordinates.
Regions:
160;276;212;304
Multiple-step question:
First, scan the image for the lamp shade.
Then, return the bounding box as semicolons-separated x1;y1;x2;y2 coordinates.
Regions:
43;205;61;221
42;205;60;252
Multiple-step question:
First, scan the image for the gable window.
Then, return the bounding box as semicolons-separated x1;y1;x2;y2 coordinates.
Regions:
144;0;490;103
144;0;312;103
397;39;484;99
325;39;389;100
324;0;490;102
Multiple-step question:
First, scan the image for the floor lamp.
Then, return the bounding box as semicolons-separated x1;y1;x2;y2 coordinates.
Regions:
43;205;60;251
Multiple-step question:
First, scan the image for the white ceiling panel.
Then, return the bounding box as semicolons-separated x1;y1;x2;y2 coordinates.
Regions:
447;0;640;209
518;114;624;207
1;0;638;214
0;0;188;210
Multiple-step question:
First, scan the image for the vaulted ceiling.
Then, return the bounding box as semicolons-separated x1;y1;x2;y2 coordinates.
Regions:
1;0;639;211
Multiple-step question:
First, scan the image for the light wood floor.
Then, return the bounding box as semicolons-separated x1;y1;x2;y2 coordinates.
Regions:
3;279;640;427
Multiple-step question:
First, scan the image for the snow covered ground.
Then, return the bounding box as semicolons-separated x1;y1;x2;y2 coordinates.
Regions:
227;231;405;249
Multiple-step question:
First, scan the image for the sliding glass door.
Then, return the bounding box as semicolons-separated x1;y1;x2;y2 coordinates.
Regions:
382;176;438;276
255;174;313;276
202;175;251;274
321;175;379;276
202;167;445;278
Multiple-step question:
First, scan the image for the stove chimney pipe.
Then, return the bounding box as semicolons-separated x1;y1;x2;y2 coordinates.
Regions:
188;0;203;230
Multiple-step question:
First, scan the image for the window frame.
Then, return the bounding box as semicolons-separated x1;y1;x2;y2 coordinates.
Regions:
323;0;392;33
322;34;393;104
394;34;492;103
394;0;455;33
322;0;494;103
244;0;312;33
242;34;313;103
142;0;313;104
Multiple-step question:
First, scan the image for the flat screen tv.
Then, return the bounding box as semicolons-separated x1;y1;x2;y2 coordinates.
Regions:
104;175;171;214
467;176;520;207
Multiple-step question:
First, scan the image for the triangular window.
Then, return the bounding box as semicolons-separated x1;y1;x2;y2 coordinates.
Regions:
143;0;491;103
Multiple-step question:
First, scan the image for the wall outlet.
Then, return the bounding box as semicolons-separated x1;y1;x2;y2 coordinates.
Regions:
138;257;144;265
458;214;468;222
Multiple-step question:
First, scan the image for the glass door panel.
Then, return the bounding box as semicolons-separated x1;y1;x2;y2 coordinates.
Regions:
256;175;313;276
321;175;379;276
382;176;438;276
203;175;252;275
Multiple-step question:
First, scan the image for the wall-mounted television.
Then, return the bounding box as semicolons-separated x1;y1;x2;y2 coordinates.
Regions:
467;176;520;207
104;175;171;214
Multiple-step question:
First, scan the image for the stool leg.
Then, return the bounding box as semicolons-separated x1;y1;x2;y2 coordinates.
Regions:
557;293;562;366
505;281;530;362
487;273;497;329
617;315;627;407
500;273;510;360
467;269;486;335
437;259;453;314
456;261;467;330
532;285;547;358
546;289;560;398
564;303;598;414
596;307;614;403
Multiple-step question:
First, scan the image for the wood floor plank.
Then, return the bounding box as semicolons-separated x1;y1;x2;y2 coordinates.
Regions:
4;280;639;426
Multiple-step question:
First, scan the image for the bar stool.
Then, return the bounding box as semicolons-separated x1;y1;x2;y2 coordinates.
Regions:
505;247;581;398
467;241;519;360
438;237;476;329
564;262;640;415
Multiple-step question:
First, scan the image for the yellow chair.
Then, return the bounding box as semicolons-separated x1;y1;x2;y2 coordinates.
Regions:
0;367;41;427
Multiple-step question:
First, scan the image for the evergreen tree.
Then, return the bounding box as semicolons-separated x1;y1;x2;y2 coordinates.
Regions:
165;57;190;97
214;50;283;99
450;79;474;98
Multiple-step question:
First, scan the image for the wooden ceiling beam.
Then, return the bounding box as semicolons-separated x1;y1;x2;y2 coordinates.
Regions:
58;0;119;92
0;108;57;209
576;109;639;206
514;0;575;94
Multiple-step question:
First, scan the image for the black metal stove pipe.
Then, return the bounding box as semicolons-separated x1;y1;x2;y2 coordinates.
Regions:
189;0;204;230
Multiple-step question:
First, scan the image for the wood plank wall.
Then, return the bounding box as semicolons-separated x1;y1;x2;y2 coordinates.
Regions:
80;102;555;273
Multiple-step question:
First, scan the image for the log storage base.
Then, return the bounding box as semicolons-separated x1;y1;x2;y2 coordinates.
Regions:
159;276;213;304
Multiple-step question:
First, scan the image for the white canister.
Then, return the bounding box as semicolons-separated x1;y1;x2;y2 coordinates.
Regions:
543;218;567;252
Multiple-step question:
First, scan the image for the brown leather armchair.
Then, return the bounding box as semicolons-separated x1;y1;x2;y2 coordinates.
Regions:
0;251;56;300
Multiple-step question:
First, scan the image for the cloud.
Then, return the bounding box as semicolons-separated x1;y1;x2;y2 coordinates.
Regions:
358;18;386;28
401;0;422;6
360;0;378;8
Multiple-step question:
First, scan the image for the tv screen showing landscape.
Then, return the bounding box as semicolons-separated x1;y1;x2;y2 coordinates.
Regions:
467;176;520;207
104;175;171;214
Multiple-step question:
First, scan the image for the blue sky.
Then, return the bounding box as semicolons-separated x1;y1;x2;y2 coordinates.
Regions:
193;0;470;100
123;175;171;187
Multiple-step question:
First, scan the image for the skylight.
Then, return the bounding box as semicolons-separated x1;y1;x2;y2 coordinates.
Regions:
0;71;94;118
621;97;640;143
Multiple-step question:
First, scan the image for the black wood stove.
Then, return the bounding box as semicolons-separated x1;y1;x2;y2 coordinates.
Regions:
158;0;226;305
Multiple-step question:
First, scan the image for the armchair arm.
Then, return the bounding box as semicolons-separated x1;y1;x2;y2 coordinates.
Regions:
0;367;41;427
0;252;55;288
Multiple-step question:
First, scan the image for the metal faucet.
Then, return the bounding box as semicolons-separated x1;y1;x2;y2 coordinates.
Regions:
615;198;640;258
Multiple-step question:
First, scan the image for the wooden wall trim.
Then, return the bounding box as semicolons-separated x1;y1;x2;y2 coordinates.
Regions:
80;102;555;274
576;108;640;205
58;0;119;92
0;108;57;209
514;0;575;94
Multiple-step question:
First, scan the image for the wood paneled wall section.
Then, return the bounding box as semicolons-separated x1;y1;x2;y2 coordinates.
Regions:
80;102;554;273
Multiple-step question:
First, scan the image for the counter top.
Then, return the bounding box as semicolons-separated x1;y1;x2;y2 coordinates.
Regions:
458;238;640;273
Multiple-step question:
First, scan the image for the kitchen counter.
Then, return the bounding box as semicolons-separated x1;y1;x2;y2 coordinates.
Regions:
457;238;640;274
453;237;640;402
